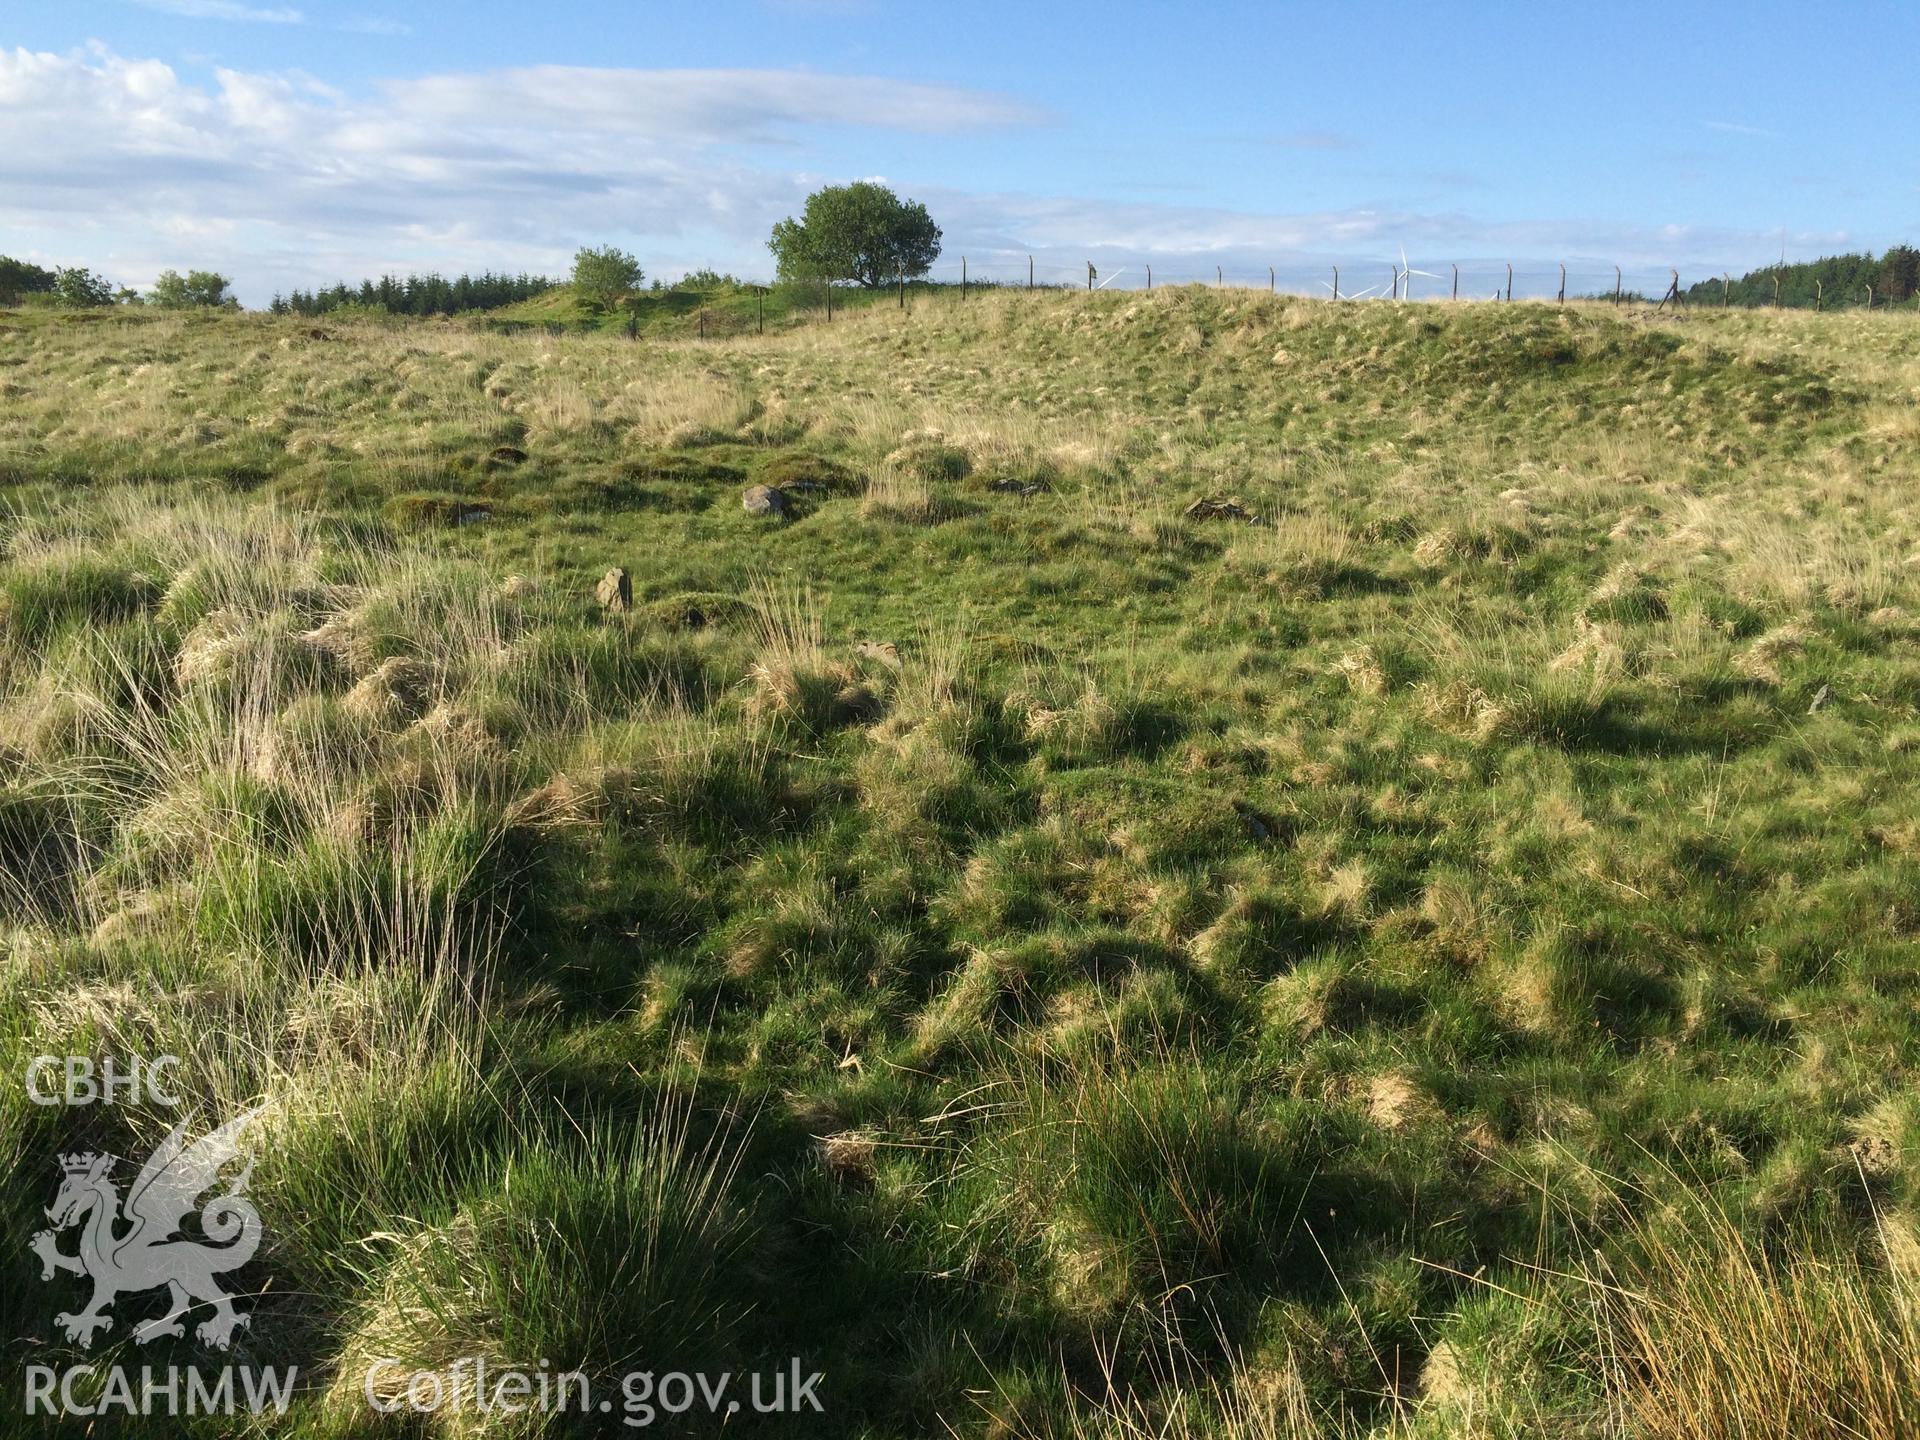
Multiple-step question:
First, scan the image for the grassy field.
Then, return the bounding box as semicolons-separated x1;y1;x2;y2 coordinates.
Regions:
2;288;1919;1437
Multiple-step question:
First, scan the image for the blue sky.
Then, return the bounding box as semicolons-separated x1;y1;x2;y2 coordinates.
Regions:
4;0;1917;303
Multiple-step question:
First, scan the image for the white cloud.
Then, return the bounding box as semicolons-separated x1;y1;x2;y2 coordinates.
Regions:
382;67;1046;141
0;44;1048;299
0;43;1852;304
132;0;305;23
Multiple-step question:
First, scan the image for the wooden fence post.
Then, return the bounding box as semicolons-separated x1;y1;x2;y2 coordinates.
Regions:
1772;272;1781;308
1723;274;1731;307
961;257;967;300
1505;263;1513;302
1217;265;1223;288
1614;266;1622;304
898;273;904;309
1146;264;1151;292
1028;255;1033;291
1269;266;1275;294
1390;266;1399;301
1866;285;1874;310
1815;280;1822;311
1558;264;1566;303
1332;266;1339;302
699;308;705;340
1451;263;1458;301
1087;262;1095;292
758;288;764;335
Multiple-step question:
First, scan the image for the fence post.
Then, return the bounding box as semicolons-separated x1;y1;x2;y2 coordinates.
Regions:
1146;264;1152;292
1451;263;1458;301
1332;266;1339;302
1558;264;1566;303
1866;285;1874;310
1028;255;1033;291
1815;280;1822;311
758;288;764;335
1217;265;1223;288
898;273;904;309
1723;274;1731;307
699;308;705;340
1772;272;1780;308
1614;266;1622;304
1390;266;1399;301
1087;262;1095;292
962;257;967;301
1269;266;1275;294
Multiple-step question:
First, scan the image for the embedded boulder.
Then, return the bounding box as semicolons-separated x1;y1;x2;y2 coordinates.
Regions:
595;566;633;611
743;484;788;518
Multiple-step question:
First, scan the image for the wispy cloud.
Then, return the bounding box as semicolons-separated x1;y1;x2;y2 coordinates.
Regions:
1266;129;1358;150
132;0;305;23
762;0;878;14
1704;119;1780;140
1212;129;1360;153
131;1;412;34
384;66;1047;138
338;16;412;36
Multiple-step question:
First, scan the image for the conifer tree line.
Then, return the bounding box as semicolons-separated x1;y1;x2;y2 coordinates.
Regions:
269;271;555;317
1684;246;1920;307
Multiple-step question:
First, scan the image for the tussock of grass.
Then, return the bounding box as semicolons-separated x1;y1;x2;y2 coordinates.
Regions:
1594;1197;1920;1440
330;1098;756;1425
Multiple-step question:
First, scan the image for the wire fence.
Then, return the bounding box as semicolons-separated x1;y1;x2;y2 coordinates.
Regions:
911;256;1920;308
909;256;1670;303
472;253;1920;342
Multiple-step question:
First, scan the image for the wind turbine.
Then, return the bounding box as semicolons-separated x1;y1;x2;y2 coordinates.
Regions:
1396;244;1442;301
1321;279;1380;301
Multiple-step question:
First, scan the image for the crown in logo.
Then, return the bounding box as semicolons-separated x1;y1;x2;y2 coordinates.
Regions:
59;1152;101;1175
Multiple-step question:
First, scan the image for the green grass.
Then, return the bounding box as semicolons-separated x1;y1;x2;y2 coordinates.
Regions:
2;289;1919;1435
487;277;970;338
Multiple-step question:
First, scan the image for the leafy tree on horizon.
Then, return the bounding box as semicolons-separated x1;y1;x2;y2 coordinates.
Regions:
52;266;114;308
768;182;942;289
150;268;237;308
571;246;644;313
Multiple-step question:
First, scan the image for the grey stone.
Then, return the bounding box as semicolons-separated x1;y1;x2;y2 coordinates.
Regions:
595;566;632;611
743;484;788;518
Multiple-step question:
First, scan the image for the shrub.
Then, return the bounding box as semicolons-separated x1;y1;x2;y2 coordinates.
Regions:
149;268;236;309
572;245;644;313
